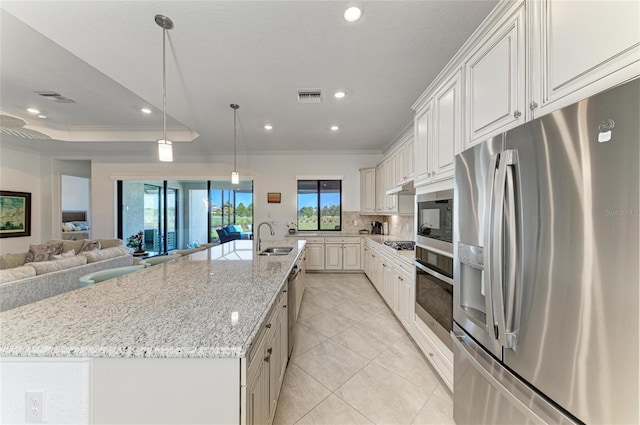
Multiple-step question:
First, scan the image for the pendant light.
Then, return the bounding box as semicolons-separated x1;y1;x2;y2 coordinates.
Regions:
230;104;240;184
156;14;174;162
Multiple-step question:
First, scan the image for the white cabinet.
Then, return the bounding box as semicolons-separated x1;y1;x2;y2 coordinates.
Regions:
246;288;288;425
325;244;343;270
375;162;386;214
382;257;395;306
530;0;640;117
394;265;413;331
305;243;325;271
432;69;462;181
414;69;462;188
404;138;414;181
359;167;376;214
343;244;361;270
324;237;361;271
464;2;526;148
414;101;434;187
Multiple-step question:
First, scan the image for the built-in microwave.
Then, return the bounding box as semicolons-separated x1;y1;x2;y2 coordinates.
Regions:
416;191;453;253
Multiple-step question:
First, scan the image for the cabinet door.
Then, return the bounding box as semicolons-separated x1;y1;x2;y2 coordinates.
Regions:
432;69;462;181
376;163;386;213
396;270;413;330
343;244;361;270
414;101;434;187
278;292;288;390
247;365;265;425
382;260;394;306
531;0;640;117
372;251;384;293
359;168;376;214
404;138;415;180
306;244;324;270
465;3;525;148
325;244;343;270
394;145;405;185
385;157;397;212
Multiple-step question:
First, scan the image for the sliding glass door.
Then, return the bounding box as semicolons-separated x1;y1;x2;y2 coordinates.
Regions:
118;179;253;254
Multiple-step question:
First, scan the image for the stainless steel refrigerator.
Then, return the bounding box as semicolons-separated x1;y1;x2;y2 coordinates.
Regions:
453;77;639;424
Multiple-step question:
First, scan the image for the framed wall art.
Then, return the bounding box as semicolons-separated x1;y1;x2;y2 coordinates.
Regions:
267;192;281;204
0;191;32;238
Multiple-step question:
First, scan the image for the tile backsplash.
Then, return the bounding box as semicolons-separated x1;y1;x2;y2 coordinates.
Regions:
342;211;414;240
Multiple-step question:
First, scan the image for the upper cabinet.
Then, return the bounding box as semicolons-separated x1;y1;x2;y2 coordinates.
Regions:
432;69;462;182
410;0;639;191
529;0;640;117
413;69;462;188
359;167;376;215
464;3;526;149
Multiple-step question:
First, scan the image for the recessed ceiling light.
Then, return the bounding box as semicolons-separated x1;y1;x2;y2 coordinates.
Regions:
27;108;40;114
331;125;339;131
37;115;47;119
344;6;363;22
264;124;273;130
334;91;346;99
141;108;152;114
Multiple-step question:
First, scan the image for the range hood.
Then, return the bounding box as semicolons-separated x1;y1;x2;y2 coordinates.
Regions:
386;179;415;195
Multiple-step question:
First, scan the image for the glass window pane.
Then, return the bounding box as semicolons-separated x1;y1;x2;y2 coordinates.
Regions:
297;180;341;231
298;181;319;231
320;180;341;230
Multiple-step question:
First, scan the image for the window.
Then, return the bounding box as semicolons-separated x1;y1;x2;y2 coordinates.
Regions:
297;180;342;231
118;179;253;253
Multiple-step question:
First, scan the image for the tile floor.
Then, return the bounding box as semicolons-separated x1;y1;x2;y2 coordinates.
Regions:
274;273;455;425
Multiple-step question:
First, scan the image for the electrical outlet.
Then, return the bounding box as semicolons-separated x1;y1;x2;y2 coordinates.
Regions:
25;391;45;423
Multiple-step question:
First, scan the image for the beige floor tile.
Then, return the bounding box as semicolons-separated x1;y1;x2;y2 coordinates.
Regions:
300;308;358;338
293;339;369;391
331;321;396;360
335;362;430;425
295;394;373;425
327;300;384;323
273;364;331;425
372;336;440;392
411;383;454;425
303;290;345;310
297;300;327;321
291;323;328;359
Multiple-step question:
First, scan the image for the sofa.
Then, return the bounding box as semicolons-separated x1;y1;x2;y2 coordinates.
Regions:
216;225;252;243
0;238;133;312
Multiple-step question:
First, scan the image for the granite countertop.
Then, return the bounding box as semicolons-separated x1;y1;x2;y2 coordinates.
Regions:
0;239;305;359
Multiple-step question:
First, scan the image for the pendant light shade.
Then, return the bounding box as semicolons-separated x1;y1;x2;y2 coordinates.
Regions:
231;104;240;184
156;15;174;162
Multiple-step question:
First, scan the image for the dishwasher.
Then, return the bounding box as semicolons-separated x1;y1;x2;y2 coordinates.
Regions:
286;261;300;358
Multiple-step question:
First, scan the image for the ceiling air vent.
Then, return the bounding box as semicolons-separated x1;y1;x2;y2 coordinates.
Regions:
297;89;322;104
34;90;76;104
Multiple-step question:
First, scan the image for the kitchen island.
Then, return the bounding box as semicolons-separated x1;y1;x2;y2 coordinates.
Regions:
0;239;305;424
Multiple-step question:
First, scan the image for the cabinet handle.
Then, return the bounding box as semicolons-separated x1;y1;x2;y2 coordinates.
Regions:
283;305;287;308
266;323;271;328
530;101;538;110
283;289;287;293
399;277;403;281
267;348;273;354
513;110;522;118
429;352;434;357
264;355;270;363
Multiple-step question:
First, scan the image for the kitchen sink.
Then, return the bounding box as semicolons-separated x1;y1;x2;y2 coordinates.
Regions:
258;246;293;256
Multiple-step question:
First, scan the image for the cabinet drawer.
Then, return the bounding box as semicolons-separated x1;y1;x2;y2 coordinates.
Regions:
304;237;324;243
325;236;360;244
393;259;414;276
247;304;278;371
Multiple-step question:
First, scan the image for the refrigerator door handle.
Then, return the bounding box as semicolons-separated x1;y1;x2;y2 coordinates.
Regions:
483;153;499;340
492;150;517;349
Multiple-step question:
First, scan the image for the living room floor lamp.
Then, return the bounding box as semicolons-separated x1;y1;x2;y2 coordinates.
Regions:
156;14;174;162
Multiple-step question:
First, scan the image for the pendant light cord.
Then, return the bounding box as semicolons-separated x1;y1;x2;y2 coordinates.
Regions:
233;108;237;172
162;26;167;143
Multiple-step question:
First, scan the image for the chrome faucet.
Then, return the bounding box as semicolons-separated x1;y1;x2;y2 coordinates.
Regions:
256;221;275;252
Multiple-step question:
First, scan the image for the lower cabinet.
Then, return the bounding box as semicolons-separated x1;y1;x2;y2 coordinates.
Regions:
325;241;361;271
305;244;325;270
246;287;288;425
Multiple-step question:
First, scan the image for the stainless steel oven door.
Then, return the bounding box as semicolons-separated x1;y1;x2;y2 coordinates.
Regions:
415;259;454;351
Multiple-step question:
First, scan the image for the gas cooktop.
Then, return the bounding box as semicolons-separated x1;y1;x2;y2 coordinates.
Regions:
383;241;416;250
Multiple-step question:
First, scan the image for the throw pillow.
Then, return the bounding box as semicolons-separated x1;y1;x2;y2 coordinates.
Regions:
62;222;75;232
51;249;76;260
0;265;37;283
25;242;64;263
80;240;101;253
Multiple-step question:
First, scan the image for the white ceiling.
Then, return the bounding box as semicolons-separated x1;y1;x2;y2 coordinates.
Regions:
0;1;497;160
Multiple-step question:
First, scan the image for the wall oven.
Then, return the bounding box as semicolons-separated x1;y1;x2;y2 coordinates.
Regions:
415;244;454;351
416;191;453;254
